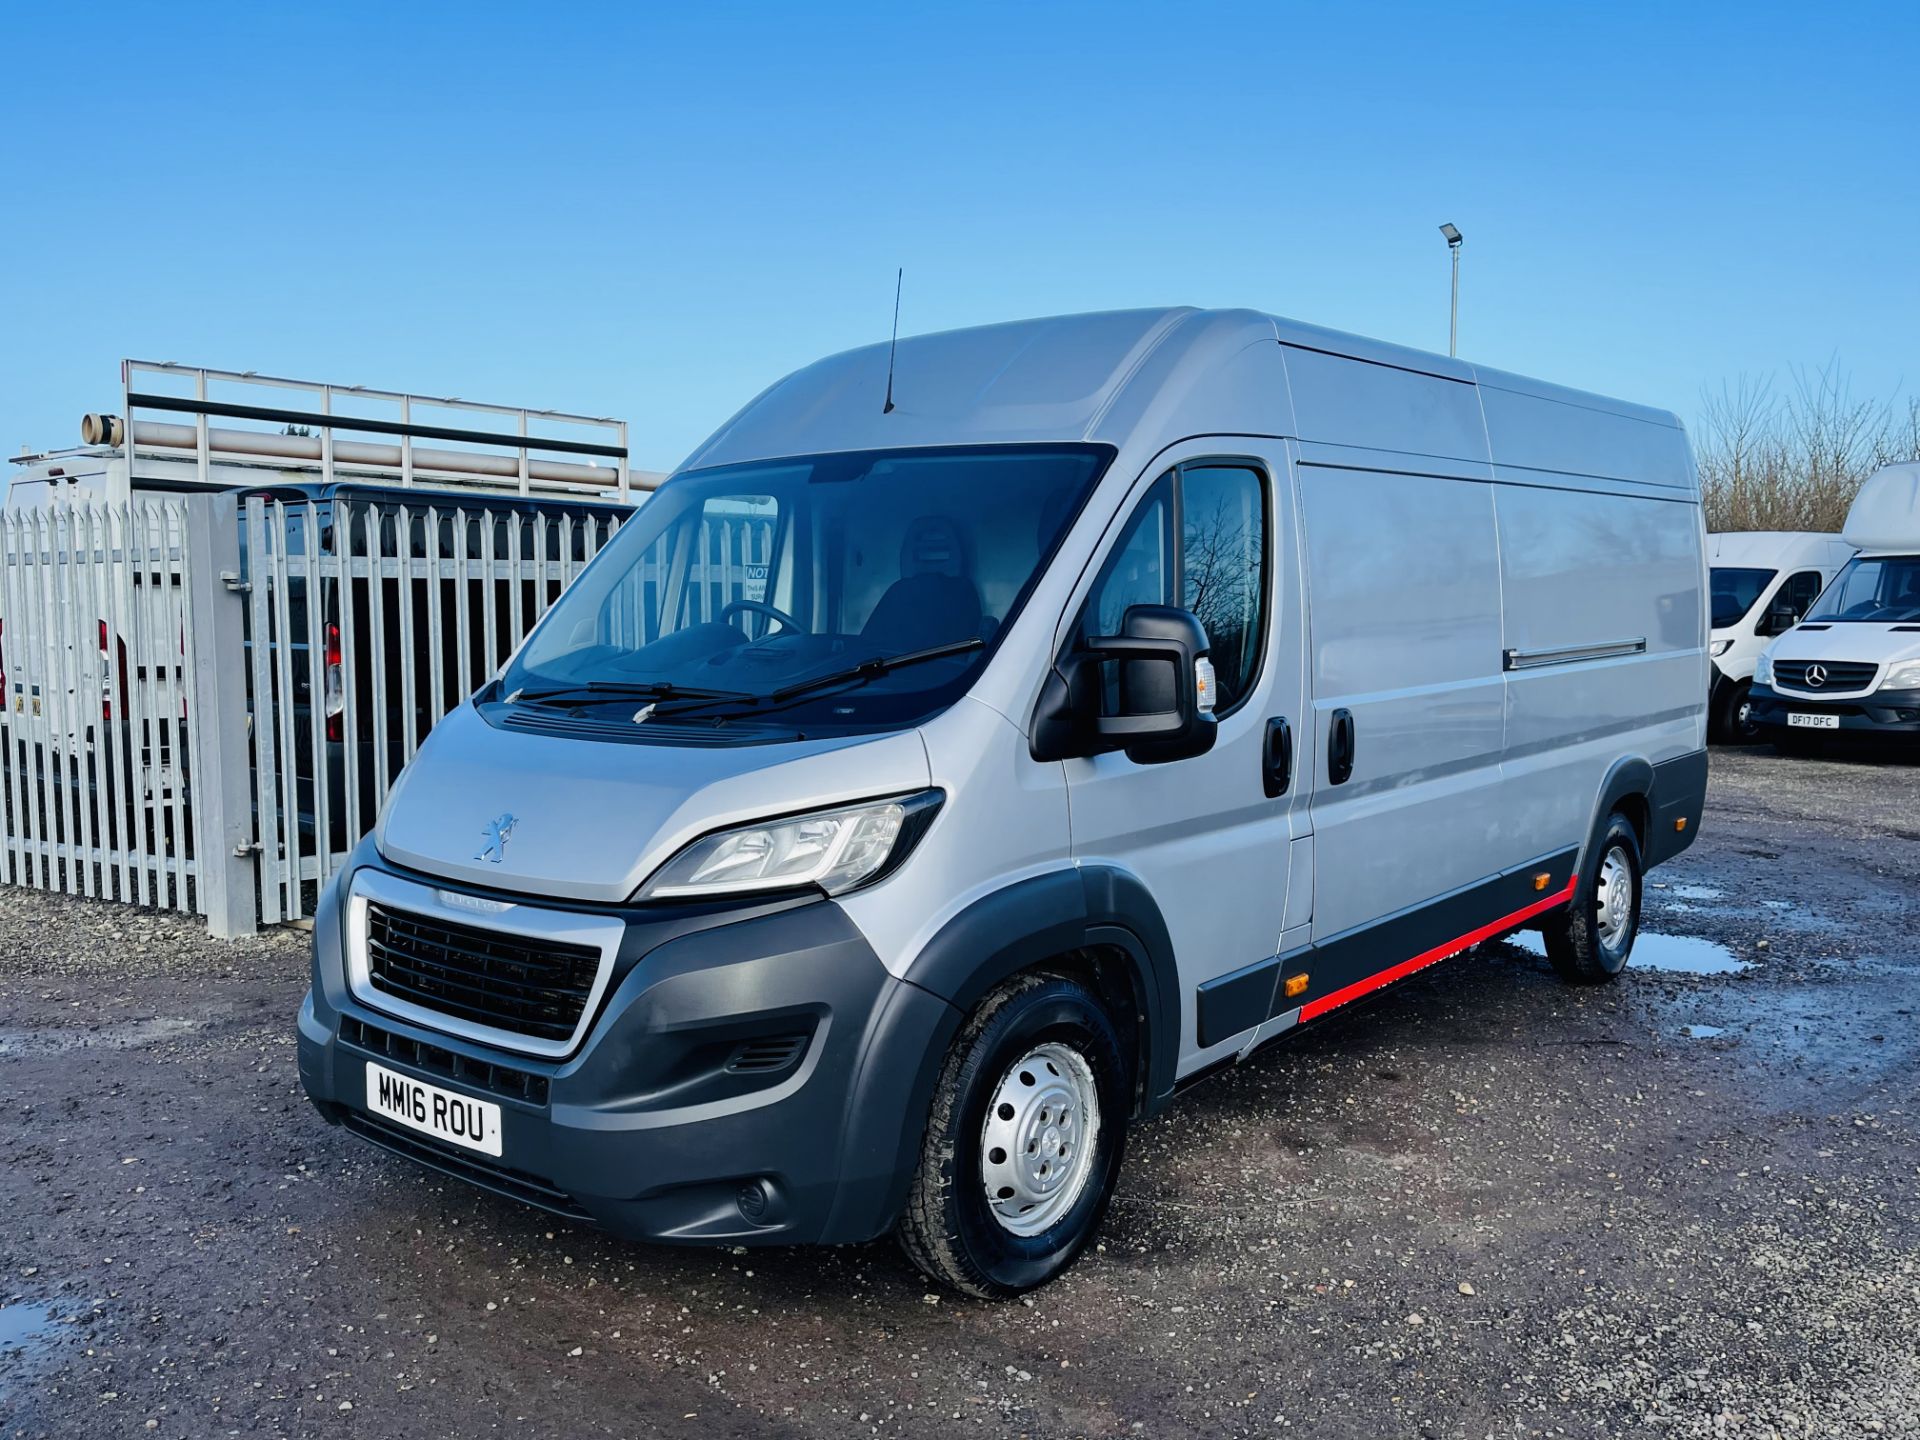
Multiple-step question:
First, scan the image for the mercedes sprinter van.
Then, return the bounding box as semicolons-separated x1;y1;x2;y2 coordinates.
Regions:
1749;462;1920;751
1706;532;1854;741
297;308;1709;1296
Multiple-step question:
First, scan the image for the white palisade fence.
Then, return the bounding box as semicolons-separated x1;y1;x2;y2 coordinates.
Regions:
0;492;777;934
0;501;204;912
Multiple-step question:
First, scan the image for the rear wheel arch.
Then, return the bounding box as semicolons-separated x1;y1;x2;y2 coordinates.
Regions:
1587;756;1654;863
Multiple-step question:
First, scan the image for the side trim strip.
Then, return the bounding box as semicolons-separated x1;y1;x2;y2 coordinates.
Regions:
1297;877;1578;1023
1504;638;1646;671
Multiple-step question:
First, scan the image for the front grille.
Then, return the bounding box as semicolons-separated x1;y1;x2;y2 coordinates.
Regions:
340;1015;551;1106
366;902;603;1044
343;1112;591;1221
1775;659;1878;693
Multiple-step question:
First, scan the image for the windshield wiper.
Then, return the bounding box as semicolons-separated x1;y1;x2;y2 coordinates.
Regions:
766;637;987;703
509;680;758;707
643;637;988;721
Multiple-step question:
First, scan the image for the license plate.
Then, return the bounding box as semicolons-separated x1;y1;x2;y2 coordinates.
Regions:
1788;712;1840;730
364;1061;502;1157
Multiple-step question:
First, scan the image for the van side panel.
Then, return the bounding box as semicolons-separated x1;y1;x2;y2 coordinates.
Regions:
1284;347;1489;461
1495;482;1707;866
1299;463;1508;940
1476;377;1692;490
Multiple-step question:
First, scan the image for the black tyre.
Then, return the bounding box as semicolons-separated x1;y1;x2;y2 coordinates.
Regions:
1543;813;1642;984
897;973;1130;1298
1715;678;1761;744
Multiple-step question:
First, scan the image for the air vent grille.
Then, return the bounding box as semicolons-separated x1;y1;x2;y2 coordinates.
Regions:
725;1034;809;1074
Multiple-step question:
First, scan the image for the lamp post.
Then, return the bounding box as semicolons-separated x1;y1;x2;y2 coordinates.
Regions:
1439;223;1463;357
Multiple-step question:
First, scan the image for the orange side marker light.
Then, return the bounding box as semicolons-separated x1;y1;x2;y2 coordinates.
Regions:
1675;817;1688;832
1533;872;1551;892
1283;973;1309;1000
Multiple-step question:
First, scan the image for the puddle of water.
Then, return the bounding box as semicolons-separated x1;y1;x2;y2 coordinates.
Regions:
0;1303;55;1354
1682;1024;1726;1039
1504;930;1753;975
1665;884;1725;902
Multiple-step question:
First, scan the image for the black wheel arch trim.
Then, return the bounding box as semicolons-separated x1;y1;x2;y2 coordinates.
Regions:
898;866;1181;1117
1583;749;1705;878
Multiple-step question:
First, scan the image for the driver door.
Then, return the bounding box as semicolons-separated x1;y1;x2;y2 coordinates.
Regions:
1059;444;1310;1075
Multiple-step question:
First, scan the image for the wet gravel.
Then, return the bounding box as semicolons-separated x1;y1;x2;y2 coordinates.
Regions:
3;744;1918;1438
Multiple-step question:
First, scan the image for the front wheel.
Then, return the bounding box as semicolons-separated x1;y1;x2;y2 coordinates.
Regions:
1543;813;1642;983
1716;678;1761;744
897;973;1130;1298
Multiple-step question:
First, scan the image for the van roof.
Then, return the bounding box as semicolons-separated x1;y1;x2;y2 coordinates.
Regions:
1706;531;1852;568
682;307;1692;492
1845;462;1920;553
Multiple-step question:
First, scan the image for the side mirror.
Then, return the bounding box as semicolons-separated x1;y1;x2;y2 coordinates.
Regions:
1031;604;1219;765
1761;601;1800;636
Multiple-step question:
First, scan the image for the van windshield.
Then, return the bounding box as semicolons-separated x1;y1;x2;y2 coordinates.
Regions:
498;444;1111;735
1709;567;1776;629
1803;554;1920;623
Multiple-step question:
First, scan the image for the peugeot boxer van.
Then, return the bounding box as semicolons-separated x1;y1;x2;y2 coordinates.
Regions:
1749;462;1920;751
297;308;1708;1296
1706;532;1854;741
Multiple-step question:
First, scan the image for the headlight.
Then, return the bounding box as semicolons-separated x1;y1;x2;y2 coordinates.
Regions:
1709;638;1734;658
636;791;942;900
1882;659;1920;691
1754;652;1773;685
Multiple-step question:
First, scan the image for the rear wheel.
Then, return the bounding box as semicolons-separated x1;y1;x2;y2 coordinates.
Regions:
897;973;1129;1298
1544;813;1642;983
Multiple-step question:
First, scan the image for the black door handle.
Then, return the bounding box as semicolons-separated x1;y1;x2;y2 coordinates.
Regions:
1328;708;1356;785
1263;716;1292;797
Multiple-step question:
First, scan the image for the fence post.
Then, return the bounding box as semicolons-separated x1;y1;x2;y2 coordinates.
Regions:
183;493;258;937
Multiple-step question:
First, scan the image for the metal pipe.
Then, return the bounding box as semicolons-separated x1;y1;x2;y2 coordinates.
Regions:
81;414;659;492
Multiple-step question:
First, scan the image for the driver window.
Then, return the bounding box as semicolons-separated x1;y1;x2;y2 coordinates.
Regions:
1078;462;1269;715
1780;569;1823;621
1085;474;1175;637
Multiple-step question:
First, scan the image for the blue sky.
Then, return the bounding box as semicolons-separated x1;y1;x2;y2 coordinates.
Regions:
2;1;1915;471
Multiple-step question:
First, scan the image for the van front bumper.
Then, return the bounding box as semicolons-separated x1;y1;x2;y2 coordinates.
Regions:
297;850;960;1247
1748;684;1920;738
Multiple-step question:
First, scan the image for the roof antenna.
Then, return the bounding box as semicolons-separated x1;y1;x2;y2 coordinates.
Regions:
882;267;903;414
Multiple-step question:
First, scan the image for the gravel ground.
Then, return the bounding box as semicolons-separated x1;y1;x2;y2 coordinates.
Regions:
3;745;1918;1438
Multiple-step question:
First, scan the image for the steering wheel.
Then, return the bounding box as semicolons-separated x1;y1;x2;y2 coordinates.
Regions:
719;598;804;638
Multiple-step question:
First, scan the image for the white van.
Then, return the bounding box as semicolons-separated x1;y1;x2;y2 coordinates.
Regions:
1706;532;1855;740
296;308;1708;1296
1749;463;1920;750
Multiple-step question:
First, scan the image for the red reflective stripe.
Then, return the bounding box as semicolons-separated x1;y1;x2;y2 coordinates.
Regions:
1296;876;1580;1023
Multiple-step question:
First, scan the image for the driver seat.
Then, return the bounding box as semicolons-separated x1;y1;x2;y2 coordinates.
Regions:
861;514;983;654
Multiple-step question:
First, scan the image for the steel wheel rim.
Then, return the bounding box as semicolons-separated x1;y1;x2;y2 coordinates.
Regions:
1595;844;1634;950
979;1041;1101;1237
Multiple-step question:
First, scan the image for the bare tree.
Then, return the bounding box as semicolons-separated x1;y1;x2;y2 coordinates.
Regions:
1696;362;1917;532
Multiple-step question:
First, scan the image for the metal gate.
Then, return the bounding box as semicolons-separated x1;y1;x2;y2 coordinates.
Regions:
1;492;777;933
0;501;206;912
239;495;776;926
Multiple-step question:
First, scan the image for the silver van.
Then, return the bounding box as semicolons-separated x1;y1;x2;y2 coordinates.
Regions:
298;308;1709;1296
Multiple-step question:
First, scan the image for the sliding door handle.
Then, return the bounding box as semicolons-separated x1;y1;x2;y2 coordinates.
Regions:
1328;708;1356;786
